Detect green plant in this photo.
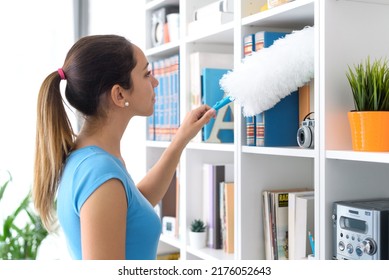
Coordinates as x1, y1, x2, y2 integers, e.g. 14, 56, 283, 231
190, 219, 206, 232
0, 172, 48, 260
346, 56, 389, 111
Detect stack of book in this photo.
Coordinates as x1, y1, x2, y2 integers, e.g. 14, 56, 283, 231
202, 163, 234, 253
262, 188, 314, 260
188, 0, 234, 36
147, 54, 180, 141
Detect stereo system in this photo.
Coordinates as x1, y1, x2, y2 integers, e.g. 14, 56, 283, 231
332, 198, 389, 260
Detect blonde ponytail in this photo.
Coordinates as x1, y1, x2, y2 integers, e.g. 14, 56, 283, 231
33, 71, 75, 231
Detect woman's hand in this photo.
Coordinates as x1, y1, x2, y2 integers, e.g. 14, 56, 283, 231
174, 105, 216, 146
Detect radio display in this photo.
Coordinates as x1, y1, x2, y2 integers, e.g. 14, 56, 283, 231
340, 216, 367, 233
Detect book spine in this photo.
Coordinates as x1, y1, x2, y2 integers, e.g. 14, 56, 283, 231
243, 34, 256, 146
149, 55, 180, 141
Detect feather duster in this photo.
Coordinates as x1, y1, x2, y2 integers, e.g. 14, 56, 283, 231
219, 26, 314, 116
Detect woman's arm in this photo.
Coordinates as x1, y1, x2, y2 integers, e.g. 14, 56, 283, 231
137, 105, 215, 206
80, 179, 127, 259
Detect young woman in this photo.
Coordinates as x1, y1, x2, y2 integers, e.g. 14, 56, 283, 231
33, 35, 215, 260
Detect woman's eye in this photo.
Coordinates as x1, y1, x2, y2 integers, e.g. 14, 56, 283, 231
146, 71, 151, 77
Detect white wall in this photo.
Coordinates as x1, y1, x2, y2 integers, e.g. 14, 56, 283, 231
0, 1, 147, 213
89, 0, 147, 184
0, 0, 74, 216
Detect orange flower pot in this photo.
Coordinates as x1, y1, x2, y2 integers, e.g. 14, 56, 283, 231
348, 111, 389, 151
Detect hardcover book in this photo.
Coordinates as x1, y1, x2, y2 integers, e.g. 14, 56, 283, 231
201, 68, 234, 143
189, 52, 233, 142
288, 190, 314, 259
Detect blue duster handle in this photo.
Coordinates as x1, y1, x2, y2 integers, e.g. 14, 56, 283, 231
212, 96, 235, 111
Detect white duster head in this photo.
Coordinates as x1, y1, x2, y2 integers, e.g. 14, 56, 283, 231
219, 26, 314, 116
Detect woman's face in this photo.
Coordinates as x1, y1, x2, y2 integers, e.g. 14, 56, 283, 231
127, 45, 158, 117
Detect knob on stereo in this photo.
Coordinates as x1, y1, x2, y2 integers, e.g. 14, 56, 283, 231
362, 238, 377, 256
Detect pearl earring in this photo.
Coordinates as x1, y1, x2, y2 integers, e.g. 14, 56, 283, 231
124, 101, 129, 107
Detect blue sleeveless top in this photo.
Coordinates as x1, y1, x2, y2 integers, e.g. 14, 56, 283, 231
57, 146, 161, 259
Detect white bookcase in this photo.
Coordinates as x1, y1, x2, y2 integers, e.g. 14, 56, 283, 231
144, 0, 389, 260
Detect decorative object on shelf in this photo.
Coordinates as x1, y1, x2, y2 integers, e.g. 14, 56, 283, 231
346, 57, 389, 151
219, 26, 314, 117
297, 112, 315, 149
189, 219, 207, 249
150, 5, 179, 47
162, 216, 176, 236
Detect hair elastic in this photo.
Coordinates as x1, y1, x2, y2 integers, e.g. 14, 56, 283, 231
58, 68, 66, 80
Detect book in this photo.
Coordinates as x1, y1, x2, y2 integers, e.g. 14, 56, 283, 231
243, 34, 256, 146
243, 33, 255, 57
294, 195, 314, 259
298, 80, 314, 124
273, 192, 289, 260
201, 68, 234, 143
255, 91, 299, 147
193, 0, 234, 21
189, 52, 233, 142
203, 164, 224, 249
157, 251, 180, 260
224, 182, 234, 253
219, 182, 226, 251
288, 190, 314, 260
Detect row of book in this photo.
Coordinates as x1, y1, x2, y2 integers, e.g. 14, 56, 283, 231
262, 188, 314, 260
147, 54, 180, 141
203, 163, 234, 253
243, 30, 312, 147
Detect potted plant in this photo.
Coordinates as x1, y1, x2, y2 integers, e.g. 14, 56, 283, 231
189, 219, 207, 249
346, 56, 389, 151
0, 171, 48, 259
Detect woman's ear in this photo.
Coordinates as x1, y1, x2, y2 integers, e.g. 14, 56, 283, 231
110, 85, 127, 108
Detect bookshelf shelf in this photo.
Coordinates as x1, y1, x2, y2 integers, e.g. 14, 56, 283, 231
159, 234, 181, 248
242, 146, 315, 158
144, 0, 389, 261
145, 0, 179, 11
326, 150, 389, 164
146, 140, 170, 149
185, 22, 234, 44
187, 142, 235, 152
186, 246, 235, 260
144, 41, 180, 58
241, 0, 314, 28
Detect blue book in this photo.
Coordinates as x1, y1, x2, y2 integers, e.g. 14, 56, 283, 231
256, 91, 299, 147
249, 31, 299, 147
201, 68, 234, 143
